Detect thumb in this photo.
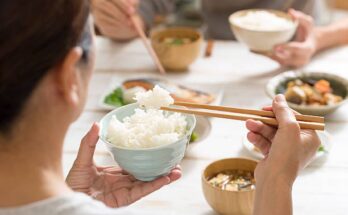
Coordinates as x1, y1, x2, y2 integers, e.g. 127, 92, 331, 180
74, 123, 100, 166
272, 95, 299, 130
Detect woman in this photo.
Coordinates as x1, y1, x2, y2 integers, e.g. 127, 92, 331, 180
0, 0, 320, 214
0, 1, 180, 214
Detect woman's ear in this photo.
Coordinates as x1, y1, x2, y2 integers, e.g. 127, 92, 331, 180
55, 47, 83, 107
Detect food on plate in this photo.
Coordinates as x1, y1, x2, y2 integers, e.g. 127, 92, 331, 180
190, 132, 199, 143
208, 170, 256, 191
123, 78, 216, 104
284, 79, 343, 106
233, 10, 295, 31
123, 86, 146, 104
104, 87, 125, 107
161, 37, 193, 45
106, 86, 189, 149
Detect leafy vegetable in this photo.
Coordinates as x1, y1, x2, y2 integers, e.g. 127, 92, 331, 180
190, 132, 199, 143
318, 144, 326, 152
104, 87, 125, 107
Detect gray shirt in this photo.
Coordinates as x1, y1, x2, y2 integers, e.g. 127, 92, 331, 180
138, 0, 315, 40
0, 192, 156, 215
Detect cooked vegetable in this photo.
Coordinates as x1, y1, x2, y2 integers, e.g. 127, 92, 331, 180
208, 170, 255, 191
318, 144, 326, 152
190, 132, 199, 143
284, 79, 343, 106
104, 87, 125, 107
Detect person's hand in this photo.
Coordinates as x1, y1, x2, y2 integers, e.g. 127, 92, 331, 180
245, 94, 320, 186
66, 123, 182, 207
269, 9, 317, 67
91, 0, 144, 40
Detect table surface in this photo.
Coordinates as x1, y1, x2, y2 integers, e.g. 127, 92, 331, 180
62, 36, 348, 215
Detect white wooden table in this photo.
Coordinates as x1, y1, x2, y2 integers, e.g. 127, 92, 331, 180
63, 36, 348, 215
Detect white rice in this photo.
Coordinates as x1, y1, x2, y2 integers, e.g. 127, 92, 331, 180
135, 85, 174, 109
233, 11, 294, 31
107, 85, 187, 149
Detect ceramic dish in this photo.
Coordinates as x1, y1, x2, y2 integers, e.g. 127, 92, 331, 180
266, 71, 348, 116
229, 9, 298, 53
99, 103, 196, 181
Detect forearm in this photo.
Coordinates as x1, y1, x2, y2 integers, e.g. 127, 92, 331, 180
314, 18, 348, 52
253, 175, 293, 215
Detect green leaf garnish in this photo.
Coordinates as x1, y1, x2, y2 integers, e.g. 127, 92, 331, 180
190, 132, 199, 143
104, 87, 125, 107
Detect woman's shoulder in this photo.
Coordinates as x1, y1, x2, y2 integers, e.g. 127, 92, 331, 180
0, 192, 117, 215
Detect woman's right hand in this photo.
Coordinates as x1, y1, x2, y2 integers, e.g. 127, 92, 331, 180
91, 0, 144, 40
246, 94, 321, 186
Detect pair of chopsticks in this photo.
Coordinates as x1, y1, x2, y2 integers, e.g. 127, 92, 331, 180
161, 102, 325, 131
130, 15, 166, 74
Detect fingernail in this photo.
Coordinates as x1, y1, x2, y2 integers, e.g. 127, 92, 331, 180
275, 94, 285, 102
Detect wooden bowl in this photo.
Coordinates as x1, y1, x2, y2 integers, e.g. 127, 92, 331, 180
150, 27, 202, 71
202, 158, 258, 215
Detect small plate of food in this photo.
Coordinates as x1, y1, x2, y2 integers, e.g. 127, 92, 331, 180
266, 71, 348, 116
242, 130, 332, 161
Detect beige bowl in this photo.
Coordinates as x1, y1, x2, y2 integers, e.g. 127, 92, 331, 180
150, 27, 202, 71
229, 9, 298, 53
202, 158, 258, 215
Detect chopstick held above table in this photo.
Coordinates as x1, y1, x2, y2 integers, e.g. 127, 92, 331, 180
161, 102, 325, 131
130, 15, 166, 74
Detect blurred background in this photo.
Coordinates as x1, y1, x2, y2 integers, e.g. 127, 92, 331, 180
155, 0, 347, 29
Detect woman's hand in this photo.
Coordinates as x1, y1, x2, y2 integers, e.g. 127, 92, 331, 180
91, 0, 144, 40
269, 9, 317, 67
246, 94, 320, 185
66, 123, 182, 207
246, 95, 321, 215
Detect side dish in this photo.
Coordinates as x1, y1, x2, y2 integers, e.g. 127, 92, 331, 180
285, 79, 343, 106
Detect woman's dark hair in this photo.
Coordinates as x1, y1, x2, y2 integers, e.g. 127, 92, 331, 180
0, 0, 90, 133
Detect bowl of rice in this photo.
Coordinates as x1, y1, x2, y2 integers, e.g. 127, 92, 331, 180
229, 9, 298, 53
99, 86, 196, 181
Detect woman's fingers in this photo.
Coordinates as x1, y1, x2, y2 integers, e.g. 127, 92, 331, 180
130, 176, 171, 201
74, 123, 100, 167
246, 119, 276, 141
247, 132, 271, 156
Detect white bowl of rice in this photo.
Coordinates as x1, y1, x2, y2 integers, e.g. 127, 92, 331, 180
99, 86, 196, 181
229, 9, 298, 52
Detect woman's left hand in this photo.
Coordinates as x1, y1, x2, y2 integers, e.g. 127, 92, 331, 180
269, 9, 317, 67
66, 123, 182, 208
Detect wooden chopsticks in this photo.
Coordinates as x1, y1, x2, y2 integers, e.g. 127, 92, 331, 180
130, 15, 166, 74
160, 101, 325, 131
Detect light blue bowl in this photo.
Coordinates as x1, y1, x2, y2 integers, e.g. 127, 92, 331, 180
99, 103, 196, 181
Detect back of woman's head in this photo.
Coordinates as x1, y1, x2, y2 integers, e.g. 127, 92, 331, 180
0, 0, 89, 133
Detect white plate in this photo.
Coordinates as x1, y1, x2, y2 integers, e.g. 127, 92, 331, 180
242, 131, 332, 161
98, 79, 224, 111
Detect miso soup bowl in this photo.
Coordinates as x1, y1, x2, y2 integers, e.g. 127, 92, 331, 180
202, 158, 258, 215
99, 103, 196, 181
